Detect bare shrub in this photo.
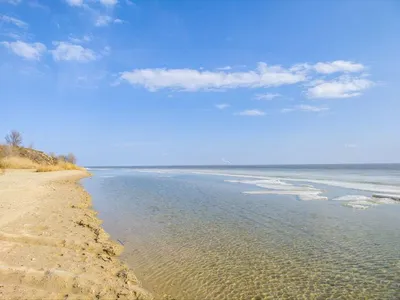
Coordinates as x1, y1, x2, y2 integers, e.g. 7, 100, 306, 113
57, 153, 77, 164
5, 130, 23, 147
57, 155, 65, 162
66, 153, 77, 164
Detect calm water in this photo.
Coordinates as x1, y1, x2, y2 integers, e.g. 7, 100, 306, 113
82, 165, 400, 299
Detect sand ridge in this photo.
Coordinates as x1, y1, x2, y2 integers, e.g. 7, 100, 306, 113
0, 170, 152, 299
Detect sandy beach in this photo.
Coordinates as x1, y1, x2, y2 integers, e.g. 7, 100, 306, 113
0, 170, 151, 300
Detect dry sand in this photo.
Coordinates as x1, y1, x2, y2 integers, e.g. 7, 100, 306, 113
0, 170, 152, 300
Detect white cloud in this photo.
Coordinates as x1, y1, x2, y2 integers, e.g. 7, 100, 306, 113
0, 15, 28, 28
1, 40, 46, 60
101, 45, 111, 55
0, 0, 21, 4
65, 0, 84, 6
254, 93, 281, 100
28, 1, 50, 10
2, 32, 22, 39
51, 42, 97, 62
100, 0, 118, 5
95, 15, 114, 26
215, 103, 230, 110
68, 35, 91, 44
307, 75, 374, 99
236, 109, 265, 116
314, 60, 365, 74
113, 18, 125, 24
216, 66, 232, 71
282, 105, 329, 113
119, 62, 307, 91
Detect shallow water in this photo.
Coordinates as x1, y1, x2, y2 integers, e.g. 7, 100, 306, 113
83, 166, 400, 299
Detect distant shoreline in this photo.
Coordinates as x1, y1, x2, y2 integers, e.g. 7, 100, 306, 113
0, 170, 151, 300
86, 163, 400, 170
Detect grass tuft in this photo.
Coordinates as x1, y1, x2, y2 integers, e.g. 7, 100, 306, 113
36, 161, 85, 172
0, 156, 39, 169
0, 155, 84, 173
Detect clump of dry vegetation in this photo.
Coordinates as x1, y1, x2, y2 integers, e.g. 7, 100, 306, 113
36, 161, 84, 172
0, 130, 84, 173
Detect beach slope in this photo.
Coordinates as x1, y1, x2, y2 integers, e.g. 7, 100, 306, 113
0, 170, 151, 300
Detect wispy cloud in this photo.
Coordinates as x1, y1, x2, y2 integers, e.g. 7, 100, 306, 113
254, 93, 281, 100
216, 66, 232, 71
1, 32, 22, 39
1, 40, 46, 60
215, 103, 230, 110
0, 15, 28, 28
95, 15, 123, 26
100, 0, 118, 6
281, 104, 329, 113
0, 0, 21, 4
313, 60, 365, 74
28, 1, 51, 11
307, 75, 374, 99
65, 0, 118, 8
113, 18, 126, 24
101, 45, 111, 56
119, 62, 307, 91
95, 15, 112, 26
236, 109, 265, 116
51, 42, 97, 62
65, 0, 84, 7
68, 35, 91, 44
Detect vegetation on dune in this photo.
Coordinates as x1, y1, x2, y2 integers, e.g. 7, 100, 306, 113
0, 130, 84, 173
5, 130, 23, 147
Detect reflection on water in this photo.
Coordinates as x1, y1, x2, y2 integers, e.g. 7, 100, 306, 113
83, 169, 400, 299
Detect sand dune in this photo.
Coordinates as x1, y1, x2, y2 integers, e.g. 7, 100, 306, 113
0, 170, 151, 300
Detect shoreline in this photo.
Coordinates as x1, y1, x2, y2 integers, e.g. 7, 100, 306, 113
0, 170, 151, 299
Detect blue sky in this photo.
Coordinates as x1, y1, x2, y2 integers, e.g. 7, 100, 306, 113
1, 0, 399, 166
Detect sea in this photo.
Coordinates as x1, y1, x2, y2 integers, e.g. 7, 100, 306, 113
82, 164, 400, 299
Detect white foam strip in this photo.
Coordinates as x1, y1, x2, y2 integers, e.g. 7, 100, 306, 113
189, 170, 400, 195
333, 195, 370, 201
243, 190, 328, 201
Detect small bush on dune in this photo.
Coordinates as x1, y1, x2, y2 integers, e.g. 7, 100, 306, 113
58, 161, 83, 170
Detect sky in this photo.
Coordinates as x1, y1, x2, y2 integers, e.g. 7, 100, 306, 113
1, 0, 400, 166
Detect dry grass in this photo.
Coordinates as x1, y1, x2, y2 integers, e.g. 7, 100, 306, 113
0, 156, 84, 173
36, 162, 84, 172
0, 156, 39, 169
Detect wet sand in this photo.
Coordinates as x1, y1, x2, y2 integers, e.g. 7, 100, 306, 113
0, 170, 151, 300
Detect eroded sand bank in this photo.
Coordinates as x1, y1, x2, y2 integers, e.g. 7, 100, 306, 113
0, 170, 151, 300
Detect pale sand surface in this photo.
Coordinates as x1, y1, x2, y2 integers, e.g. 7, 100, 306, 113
0, 170, 151, 300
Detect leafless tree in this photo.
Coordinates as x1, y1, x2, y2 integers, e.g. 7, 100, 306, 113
5, 130, 23, 147
57, 155, 68, 162
67, 153, 77, 164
